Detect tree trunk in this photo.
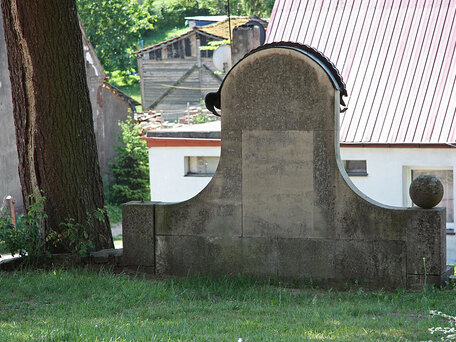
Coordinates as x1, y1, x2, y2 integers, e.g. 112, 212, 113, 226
1, 0, 113, 252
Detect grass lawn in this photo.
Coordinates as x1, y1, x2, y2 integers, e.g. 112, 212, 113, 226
141, 27, 189, 49
0, 269, 455, 341
117, 84, 141, 106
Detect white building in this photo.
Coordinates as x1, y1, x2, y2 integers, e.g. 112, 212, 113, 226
143, 121, 221, 203
340, 146, 455, 230
144, 121, 455, 230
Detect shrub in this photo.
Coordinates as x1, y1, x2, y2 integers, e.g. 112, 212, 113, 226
0, 194, 106, 259
0, 194, 47, 259
109, 117, 150, 205
46, 210, 105, 257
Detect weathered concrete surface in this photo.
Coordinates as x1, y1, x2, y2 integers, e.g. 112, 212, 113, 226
409, 174, 444, 209
0, 13, 22, 210
122, 202, 155, 269
123, 45, 450, 288
82, 28, 132, 180
231, 25, 261, 65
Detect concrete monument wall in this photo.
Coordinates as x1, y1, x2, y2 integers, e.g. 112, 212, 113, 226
0, 13, 22, 210
123, 43, 451, 288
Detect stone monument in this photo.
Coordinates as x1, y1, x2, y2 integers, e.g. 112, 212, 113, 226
123, 42, 452, 288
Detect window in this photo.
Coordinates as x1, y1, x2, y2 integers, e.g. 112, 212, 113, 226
172, 42, 180, 58
199, 36, 215, 58
185, 38, 192, 57
410, 169, 454, 229
343, 160, 368, 176
184, 156, 219, 177
149, 49, 162, 60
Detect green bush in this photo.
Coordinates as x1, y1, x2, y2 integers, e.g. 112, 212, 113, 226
46, 211, 104, 257
109, 117, 150, 205
106, 204, 122, 224
0, 195, 47, 259
77, 0, 155, 73
0, 194, 103, 259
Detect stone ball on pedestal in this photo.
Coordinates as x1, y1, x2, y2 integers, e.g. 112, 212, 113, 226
409, 175, 444, 209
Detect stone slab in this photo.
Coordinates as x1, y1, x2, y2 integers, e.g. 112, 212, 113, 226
155, 235, 278, 277
242, 130, 314, 238
122, 202, 155, 267
406, 208, 446, 275
334, 239, 406, 288
154, 201, 242, 237
406, 265, 453, 290
276, 238, 335, 280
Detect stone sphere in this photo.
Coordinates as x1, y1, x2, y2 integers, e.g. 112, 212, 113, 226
409, 175, 444, 209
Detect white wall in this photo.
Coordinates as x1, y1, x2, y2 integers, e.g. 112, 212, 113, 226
340, 147, 456, 226
149, 145, 456, 222
149, 146, 220, 202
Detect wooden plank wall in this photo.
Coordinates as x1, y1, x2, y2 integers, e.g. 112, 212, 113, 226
141, 59, 196, 109
141, 58, 224, 113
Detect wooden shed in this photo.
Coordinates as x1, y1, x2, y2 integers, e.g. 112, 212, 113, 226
135, 17, 267, 113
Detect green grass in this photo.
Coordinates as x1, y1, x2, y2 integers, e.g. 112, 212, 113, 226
118, 84, 141, 107
141, 27, 189, 48
106, 71, 142, 107
0, 269, 455, 341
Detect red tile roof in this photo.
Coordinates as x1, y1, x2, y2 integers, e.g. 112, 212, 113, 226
266, 0, 456, 144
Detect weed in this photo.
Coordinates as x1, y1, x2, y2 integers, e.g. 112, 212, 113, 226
0, 194, 47, 260
429, 310, 456, 341
0, 195, 107, 259
47, 209, 106, 257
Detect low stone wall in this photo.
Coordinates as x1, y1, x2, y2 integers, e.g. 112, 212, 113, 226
123, 43, 451, 288
123, 202, 449, 288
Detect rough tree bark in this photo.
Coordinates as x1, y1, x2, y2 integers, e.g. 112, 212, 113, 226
1, 0, 113, 252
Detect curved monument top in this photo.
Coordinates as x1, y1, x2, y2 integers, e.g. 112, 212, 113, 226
205, 42, 347, 116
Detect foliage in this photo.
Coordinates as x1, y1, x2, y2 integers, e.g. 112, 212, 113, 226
193, 0, 273, 16
113, 234, 123, 242
0, 194, 109, 258
199, 39, 230, 51
0, 194, 47, 259
1, 271, 456, 340
106, 203, 122, 224
106, 70, 142, 105
195, 0, 244, 15
193, 112, 212, 123
108, 70, 140, 88
241, 0, 275, 17
77, 0, 155, 72
46, 209, 106, 257
109, 117, 150, 205
146, 0, 210, 32
141, 26, 189, 47
193, 99, 213, 123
